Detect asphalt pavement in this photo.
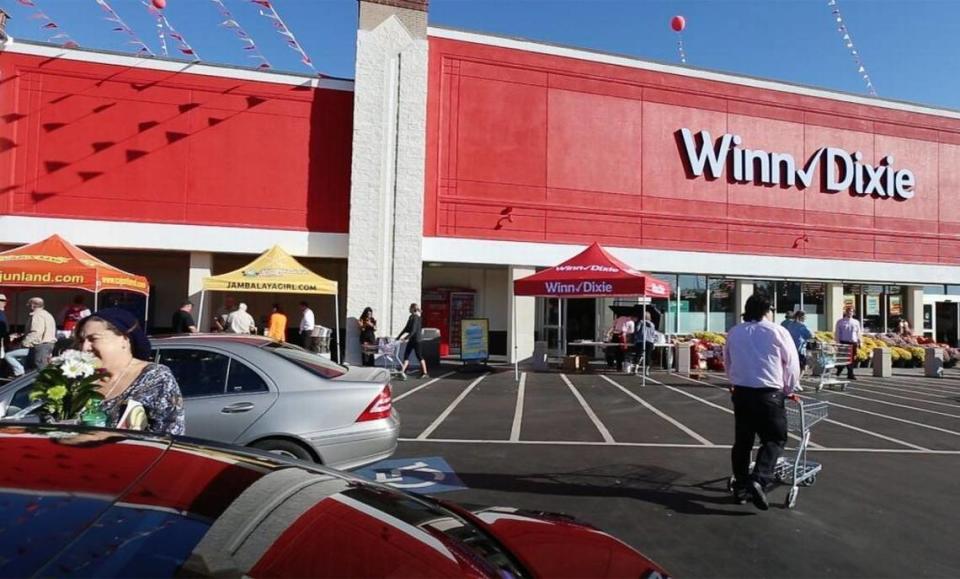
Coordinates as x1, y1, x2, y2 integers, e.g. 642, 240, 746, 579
375, 364, 960, 578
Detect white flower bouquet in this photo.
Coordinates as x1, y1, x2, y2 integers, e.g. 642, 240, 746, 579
28, 350, 106, 422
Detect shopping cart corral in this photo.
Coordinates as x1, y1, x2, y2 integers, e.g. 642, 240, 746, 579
728, 397, 828, 509
807, 341, 854, 392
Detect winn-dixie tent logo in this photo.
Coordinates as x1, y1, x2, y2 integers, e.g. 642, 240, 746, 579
679, 128, 915, 200
545, 281, 614, 294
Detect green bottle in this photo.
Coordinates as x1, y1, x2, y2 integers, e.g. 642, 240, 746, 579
81, 399, 107, 428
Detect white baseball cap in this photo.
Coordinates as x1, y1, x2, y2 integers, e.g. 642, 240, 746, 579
0, 293, 6, 301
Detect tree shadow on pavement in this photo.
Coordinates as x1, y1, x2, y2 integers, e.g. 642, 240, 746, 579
455, 464, 754, 517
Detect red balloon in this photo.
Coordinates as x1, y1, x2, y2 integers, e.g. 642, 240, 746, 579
152, 0, 166, 9
671, 15, 686, 32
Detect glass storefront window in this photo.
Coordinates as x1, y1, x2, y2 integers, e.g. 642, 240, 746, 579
678, 275, 706, 333
886, 286, 906, 332
925, 285, 946, 295
775, 281, 801, 324
948, 286, 960, 295
802, 282, 826, 331
708, 278, 736, 331
752, 280, 775, 300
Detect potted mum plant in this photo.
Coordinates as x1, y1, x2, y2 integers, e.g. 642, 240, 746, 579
28, 350, 105, 424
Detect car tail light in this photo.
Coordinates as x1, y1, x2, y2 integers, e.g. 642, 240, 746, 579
356, 384, 392, 422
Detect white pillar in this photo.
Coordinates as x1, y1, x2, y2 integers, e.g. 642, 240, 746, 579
345, 0, 429, 365
735, 281, 753, 321
188, 252, 213, 332
826, 282, 844, 332
508, 266, 535, 364
908, 286, 923, 335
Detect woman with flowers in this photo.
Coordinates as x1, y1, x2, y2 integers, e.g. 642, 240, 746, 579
74, 308, 184, 435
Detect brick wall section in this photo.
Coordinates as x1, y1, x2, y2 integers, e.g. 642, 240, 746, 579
346, 1, 429, 363
364, 0, 428, 11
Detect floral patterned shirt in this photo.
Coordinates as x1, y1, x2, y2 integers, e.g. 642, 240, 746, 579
102, 363, 185, 435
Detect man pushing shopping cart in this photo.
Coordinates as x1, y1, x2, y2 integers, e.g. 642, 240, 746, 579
725, 293, 813, 511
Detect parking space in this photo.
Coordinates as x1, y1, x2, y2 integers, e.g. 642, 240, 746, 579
382, 365, 960, 577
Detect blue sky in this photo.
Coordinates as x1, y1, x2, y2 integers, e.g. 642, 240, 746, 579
3, 0, 957, 110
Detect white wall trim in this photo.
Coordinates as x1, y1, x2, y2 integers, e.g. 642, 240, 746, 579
422, 237, 960, 285
2, 39, 354, 92
428, 26, 960, 123
0, 216, 348, 258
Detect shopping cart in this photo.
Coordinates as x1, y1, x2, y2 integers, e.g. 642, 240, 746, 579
367, 338, 406, 381
727, 397, 828, 509
807, 341, 855, 392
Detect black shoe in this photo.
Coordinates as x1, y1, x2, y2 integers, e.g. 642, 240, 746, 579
848, 375, 857, 381
732, 486, 749, 505
748, 481, 769, 511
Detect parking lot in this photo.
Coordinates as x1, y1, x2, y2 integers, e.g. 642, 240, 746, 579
382, 366, 960, 578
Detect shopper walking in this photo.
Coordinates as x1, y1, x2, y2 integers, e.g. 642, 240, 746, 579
358, 307, 377, 366
298, 301, 316, 350
724, 293, 800, 511
397, 303, 428, 380
225, 303, 257, 334
783, 310, 813, 378
171, 301, 198, 334
266, 304, 287, 342
834, 307, 861, 381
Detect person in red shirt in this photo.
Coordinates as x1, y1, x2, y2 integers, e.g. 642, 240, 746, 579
60, 295, 92, 338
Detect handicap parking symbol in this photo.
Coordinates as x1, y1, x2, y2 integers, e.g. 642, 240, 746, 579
355, 456, 466, 495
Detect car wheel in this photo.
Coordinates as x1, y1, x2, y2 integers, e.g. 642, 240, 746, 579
251, 439, 315, 462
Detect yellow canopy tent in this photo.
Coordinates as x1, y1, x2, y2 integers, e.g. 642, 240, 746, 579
198, 245, 340, 361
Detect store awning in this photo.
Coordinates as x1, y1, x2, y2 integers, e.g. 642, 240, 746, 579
201, 245, 338, 295
0, 234, 149, 295
513, 242, 671, 298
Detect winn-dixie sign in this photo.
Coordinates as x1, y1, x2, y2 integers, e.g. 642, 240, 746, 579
679, 128, 915, 200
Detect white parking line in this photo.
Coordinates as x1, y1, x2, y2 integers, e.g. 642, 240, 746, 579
831, 391, 960, 419
416, 373, 489, 440
394, 371, 457, 402
809, 398, 960, 438
509, 372, 526, 442
888, 374, 960, 390
856, 377, 960, 398
849, 381, 960, 405
560, 374, 615, 444
690, 374, 931, 450
396, 438, 960, 454
599, 375, 714, 446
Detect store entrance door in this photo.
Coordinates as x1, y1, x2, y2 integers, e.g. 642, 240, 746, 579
541, 298, 563, 357
565, 298, 596, 356
936, 302, 958, 346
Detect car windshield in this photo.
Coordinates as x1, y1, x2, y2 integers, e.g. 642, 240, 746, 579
264, 343, 348, 379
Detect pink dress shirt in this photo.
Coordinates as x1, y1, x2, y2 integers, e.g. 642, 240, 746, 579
724, 320, 800, 394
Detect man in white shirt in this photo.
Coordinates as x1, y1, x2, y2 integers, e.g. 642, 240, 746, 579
724, 293, 800, 511
834, 307, 862, 381
225, 303, 256, 334
298, 301, 316, 350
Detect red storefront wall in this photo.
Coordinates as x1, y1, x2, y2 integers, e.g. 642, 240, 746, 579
424, 36, 960, 266
0, 51, 353, 233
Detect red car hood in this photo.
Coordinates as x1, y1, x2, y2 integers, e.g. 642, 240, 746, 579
451, 505, 669, 578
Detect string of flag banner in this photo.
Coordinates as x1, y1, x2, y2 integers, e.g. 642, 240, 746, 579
15, 0, 78, 48
210, 0, 272, 69
142, 0, 199, 59
827, 0, 877, 96
249, 0, 316, 73
94, 0, 154, 56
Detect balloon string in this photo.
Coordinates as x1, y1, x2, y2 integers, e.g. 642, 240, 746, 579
827, 0, 876, 96
676, 33, 687, 64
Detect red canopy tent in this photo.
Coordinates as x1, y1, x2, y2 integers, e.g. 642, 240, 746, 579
512, 243, 671, 381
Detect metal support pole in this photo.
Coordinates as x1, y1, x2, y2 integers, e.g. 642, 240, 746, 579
94, 291, 99, 312
196, 290, 205, 330
513, 294, 519, 381
334, 292, 341, 363
642, 301, 648, 388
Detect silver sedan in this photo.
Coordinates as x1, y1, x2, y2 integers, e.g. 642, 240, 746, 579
0, 335, 399, 470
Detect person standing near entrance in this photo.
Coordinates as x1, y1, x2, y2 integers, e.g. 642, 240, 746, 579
267, 304, 287, 342
783, 310, 813, 382
397, 303, 428, 380
225, 303, 256, 334
610, 314, 635, 372
171, 301, 198, 334
358, 307, 377, 366
5, 297, 58, 376
633, 311, 657, 375
0, 294, 8, 362
835, 307, 861, 381
298, 301, 316, 350
725, 293, 800, 511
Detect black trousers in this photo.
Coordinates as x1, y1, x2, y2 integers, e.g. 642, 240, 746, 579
731, 386, 788, 489
634, 341, 655, 366
611, 333, 625, 370
836, 340, 857, 378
